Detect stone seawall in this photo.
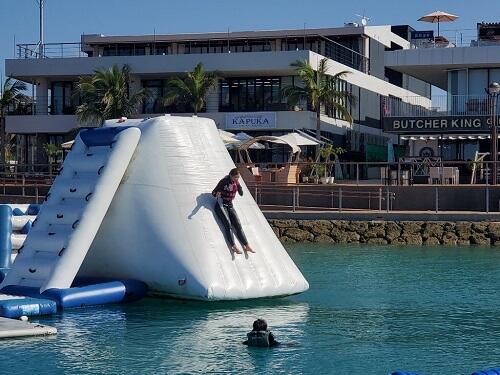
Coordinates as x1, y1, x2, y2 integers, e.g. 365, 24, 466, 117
268, 220, 500, 246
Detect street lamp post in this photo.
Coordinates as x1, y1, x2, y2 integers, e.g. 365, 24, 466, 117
486, 82, 500, 184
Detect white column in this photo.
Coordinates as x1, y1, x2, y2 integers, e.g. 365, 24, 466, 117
35, 78, 48, 115
206, 78, 220, 114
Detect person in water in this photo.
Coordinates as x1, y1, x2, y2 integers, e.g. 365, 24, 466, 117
212, 168, 255, 254
243, 319, 279, 347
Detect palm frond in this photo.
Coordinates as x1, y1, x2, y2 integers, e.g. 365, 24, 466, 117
74, 64, 149, 125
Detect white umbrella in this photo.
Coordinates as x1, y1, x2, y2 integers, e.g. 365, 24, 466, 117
218, 129, 239, 144
418, 10, 459, 36
278, 133, 319, 146
61, 140, 74, 149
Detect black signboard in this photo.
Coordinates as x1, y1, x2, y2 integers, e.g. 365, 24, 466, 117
411, 30, 434, 39
383, 116, 492, 134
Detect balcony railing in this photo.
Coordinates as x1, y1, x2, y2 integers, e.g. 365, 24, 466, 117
17, 43, 87, 59
410, 28, 500, 49
15, 36, 369, 73
382, 95, 499, 118
5, 96, 77, 116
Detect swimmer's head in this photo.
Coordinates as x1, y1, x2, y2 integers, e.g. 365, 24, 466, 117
253, 319, 267, 331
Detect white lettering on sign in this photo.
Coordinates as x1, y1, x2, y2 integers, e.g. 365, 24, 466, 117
225, 112, 277, 129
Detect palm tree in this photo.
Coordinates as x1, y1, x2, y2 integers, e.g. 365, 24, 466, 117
163, 62, 218, 115
74, 64, 149, 125
282, 58, 353, 143
0, 78, 28, 163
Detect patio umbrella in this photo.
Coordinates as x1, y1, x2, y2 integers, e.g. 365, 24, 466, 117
218, 129, 239, 144
278, 133, 320, 147
418, 10, 459, 36
61, 140, 74, 149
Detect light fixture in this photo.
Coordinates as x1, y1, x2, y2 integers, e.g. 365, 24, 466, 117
488, 82, 500, 95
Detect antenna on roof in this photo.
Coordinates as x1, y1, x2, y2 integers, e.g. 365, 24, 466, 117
37, 0, 45, 58
355, 13, 371, 26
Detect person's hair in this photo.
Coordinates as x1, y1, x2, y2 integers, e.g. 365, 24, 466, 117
252, 319, 267, 331
229, 168, 240, 177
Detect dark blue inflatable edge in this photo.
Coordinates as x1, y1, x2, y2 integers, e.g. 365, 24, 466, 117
1, 279, 147, 309
0, 297, 57, 318
0, 205, 12, 283
391, 372, 422, 375
26, 204, 40, 216
80, 126, 133, 147
472, 369, 500, 375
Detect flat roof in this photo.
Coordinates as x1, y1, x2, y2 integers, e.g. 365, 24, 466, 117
82, 26, 368, 44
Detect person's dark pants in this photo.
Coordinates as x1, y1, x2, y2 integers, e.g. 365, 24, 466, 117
214, 201, 248, 247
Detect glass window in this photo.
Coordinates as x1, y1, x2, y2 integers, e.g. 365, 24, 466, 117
220, 81, 230, 110
448, 70, 467, 95
219, 76, 289, 112
142, 80, 164, 114
255, 78, 263, 110
117, 46, 132, 56
490, 68, 500, 86
51, 81, 76, 115
469, 69, 488, 96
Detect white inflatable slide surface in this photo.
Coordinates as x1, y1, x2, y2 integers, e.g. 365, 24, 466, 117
0, 127, 141, 292
79, 115, 309, 300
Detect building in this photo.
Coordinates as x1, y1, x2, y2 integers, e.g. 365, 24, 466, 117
5, 24, 431, 166
383, 22, 500, 163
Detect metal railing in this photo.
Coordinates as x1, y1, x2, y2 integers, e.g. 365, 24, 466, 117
410, 28, 500, 49
14, 35, 370, 73
5, 96, 78, 116
382, 95, 499, 117
247, 183, 395, 212
17, 43, 87, 59
237, 160, 500, 186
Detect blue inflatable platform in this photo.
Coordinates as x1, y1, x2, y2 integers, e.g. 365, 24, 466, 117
0, 296, 57, 318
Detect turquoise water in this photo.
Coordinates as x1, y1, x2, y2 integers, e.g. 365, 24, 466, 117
2, 245, 500, 374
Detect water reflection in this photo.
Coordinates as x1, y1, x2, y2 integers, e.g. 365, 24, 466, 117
6, 245, 500, 374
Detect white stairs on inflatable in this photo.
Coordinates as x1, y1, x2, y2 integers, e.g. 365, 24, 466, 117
0, 127, 141, 292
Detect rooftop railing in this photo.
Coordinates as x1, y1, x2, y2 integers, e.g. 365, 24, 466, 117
17, 43, 87, 59
14, 35, 369, 73
382, 95, 499, 118
410, 28, 500, 49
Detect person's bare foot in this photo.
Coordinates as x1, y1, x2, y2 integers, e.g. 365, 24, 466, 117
243, 245, 255, 253
231, 246, 243, 254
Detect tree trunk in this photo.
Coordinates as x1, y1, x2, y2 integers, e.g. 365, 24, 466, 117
315, 106, 321, 157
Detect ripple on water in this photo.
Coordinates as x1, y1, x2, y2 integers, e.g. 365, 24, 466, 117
2, 245, 500, 374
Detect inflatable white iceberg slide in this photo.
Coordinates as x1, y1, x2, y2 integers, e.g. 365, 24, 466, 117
1, 116, 309, 300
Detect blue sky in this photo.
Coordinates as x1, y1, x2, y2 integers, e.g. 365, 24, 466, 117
0, 0, 498, 82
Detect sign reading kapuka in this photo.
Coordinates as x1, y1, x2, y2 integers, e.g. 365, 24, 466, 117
383, 116, 492, 134
225, 112, 277, 129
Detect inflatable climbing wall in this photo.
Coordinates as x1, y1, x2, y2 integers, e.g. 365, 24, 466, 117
2, 116, 309, 300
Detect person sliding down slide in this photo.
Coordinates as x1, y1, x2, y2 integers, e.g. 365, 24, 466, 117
212, 168, 255, 254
